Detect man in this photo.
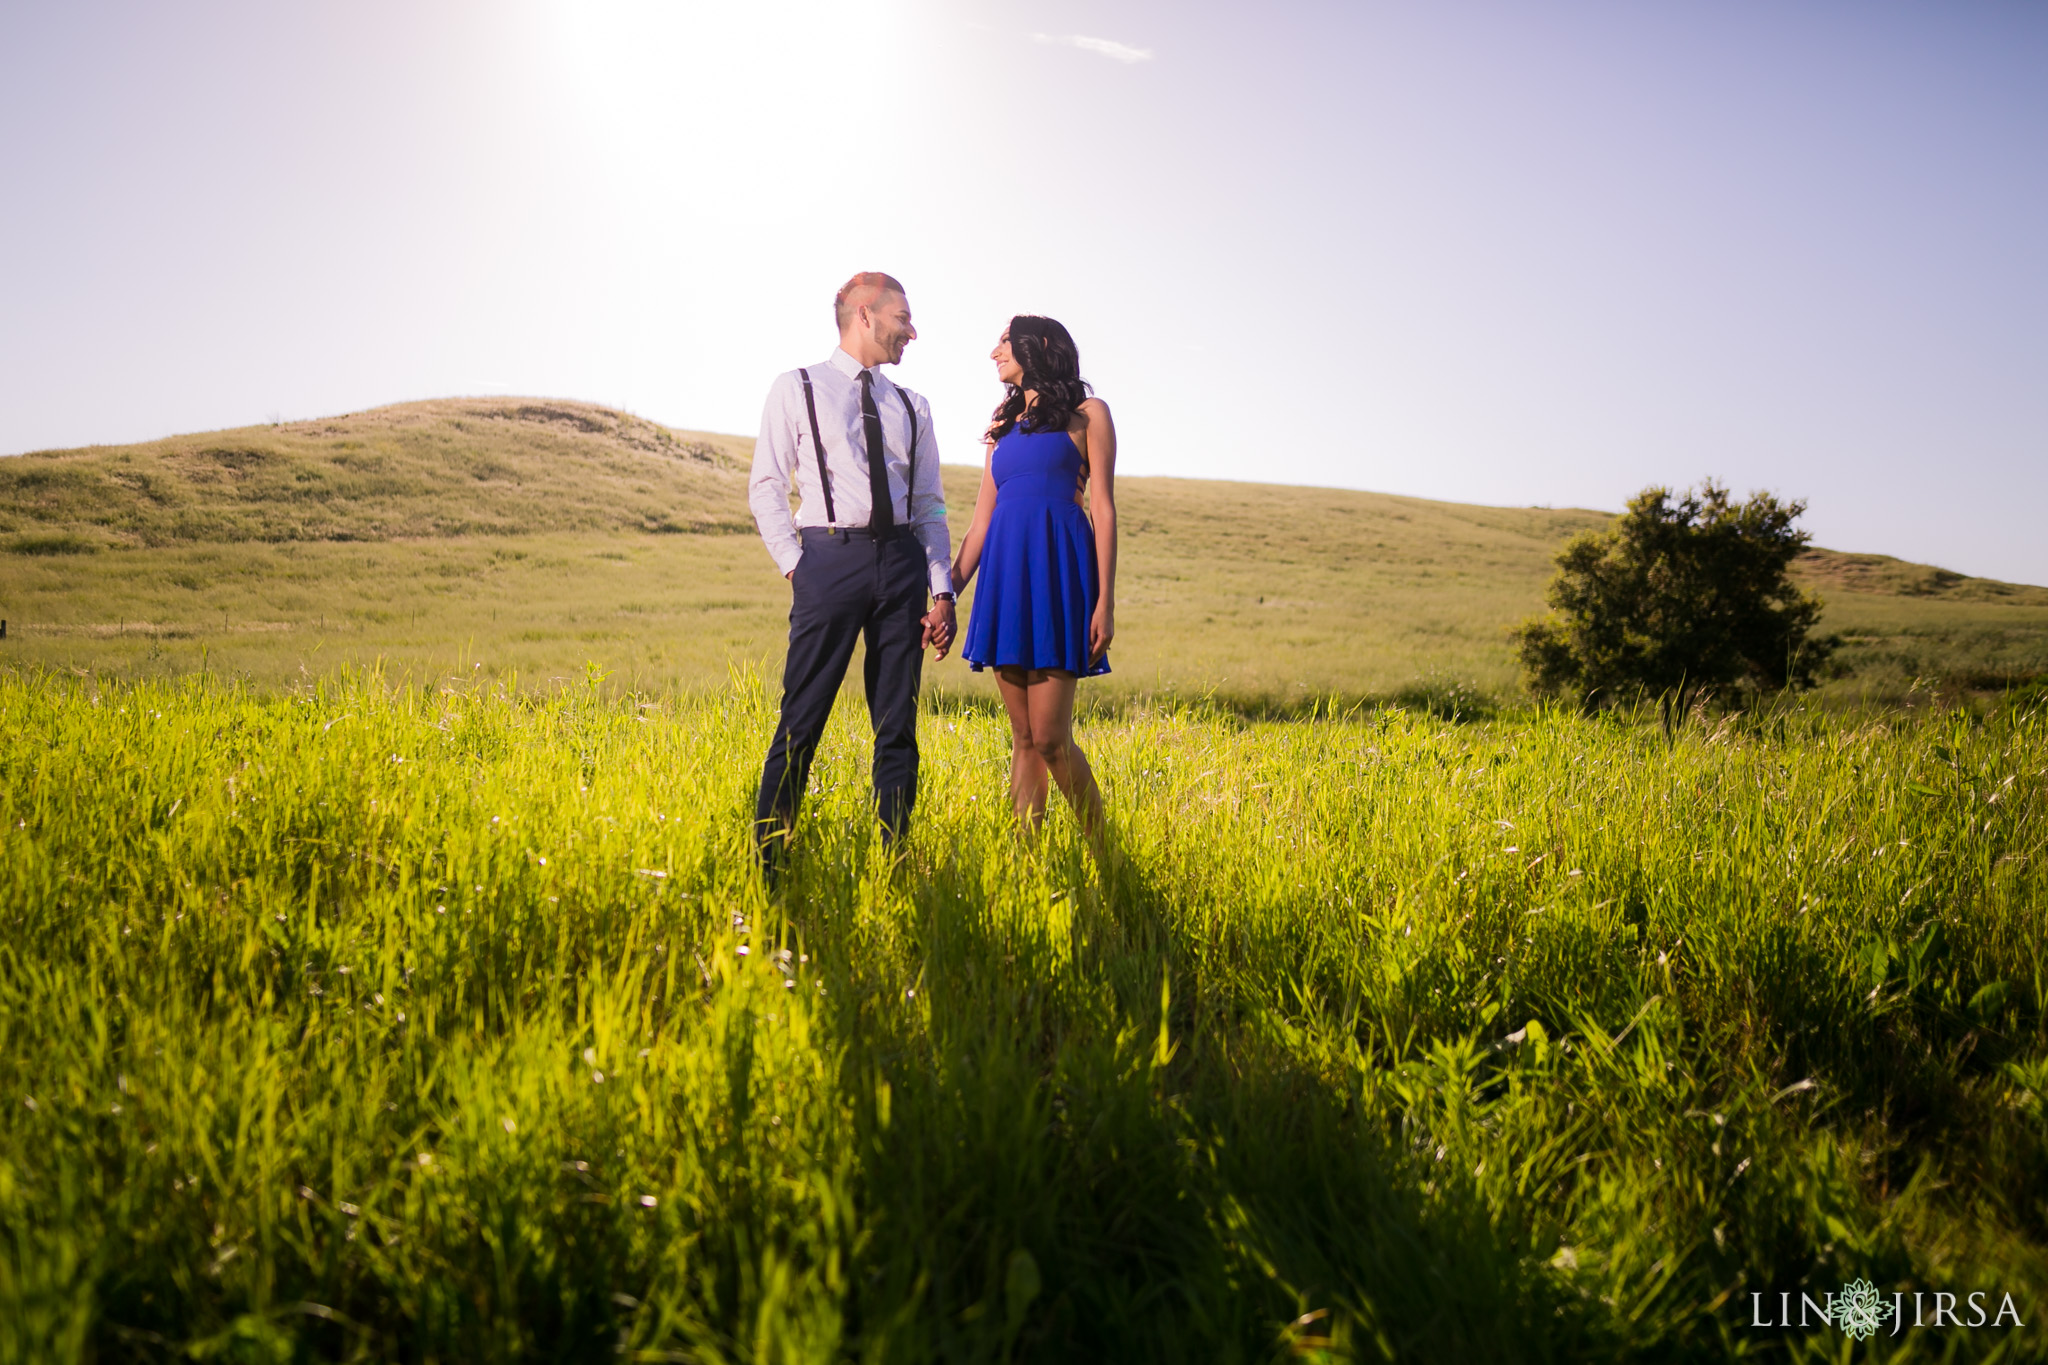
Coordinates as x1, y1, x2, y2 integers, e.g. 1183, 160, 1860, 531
748, 272, 956, 874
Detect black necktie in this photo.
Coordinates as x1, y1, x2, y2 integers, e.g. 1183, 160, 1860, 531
859, 370, 895, 534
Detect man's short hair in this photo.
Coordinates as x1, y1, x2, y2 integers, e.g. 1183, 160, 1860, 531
835, 272, 906, 331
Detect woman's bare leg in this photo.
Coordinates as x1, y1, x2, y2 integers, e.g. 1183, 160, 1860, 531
994, 667, 1050, 825
1025, 672, 1104, 837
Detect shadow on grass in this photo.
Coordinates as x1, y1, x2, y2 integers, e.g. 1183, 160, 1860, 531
807, 829, 1597, 1362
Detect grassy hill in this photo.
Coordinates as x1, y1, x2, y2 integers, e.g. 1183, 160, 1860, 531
0, 399, 754, 547
4, 398, 2044, 703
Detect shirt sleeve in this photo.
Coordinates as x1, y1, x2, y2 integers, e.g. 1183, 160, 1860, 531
906, 392, 954, 596
747, 373, 803, 578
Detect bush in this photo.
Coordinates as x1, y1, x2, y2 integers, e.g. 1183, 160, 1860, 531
1512, 480, 1835, 708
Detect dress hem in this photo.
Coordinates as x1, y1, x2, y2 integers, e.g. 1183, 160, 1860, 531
963, 656, 1112, 679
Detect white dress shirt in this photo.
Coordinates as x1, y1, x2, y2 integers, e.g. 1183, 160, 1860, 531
748, 348, 954, 596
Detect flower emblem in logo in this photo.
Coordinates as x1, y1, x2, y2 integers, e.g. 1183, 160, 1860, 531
1833, 1279, 1893, 1341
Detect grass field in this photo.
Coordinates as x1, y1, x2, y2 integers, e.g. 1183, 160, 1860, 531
4, 399, 2047, 1359
5, 399, 2046, 705
1, 672, 2044, 1360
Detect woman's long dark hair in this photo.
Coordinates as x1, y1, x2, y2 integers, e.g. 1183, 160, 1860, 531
987, 315, 1092, 441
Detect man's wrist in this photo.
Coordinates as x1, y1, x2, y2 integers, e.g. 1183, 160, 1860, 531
932, 592, 956, 603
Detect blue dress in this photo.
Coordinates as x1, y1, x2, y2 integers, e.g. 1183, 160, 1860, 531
962, 425, 1111, 677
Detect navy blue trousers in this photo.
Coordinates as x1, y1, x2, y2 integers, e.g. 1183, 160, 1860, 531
755, 527, 927, 858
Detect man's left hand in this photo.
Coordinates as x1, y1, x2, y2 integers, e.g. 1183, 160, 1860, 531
922, 598, 957, 660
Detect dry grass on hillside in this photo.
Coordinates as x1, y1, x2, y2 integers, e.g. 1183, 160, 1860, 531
1797, 547, 2048, 605
4, 398, 2045, 703
0, 398, 752, 548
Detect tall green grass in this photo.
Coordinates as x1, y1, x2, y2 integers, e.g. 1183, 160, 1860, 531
0, 671, 2043, 1361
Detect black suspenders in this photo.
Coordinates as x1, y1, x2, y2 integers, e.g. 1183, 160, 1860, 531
796, 367, 918, 529
901, 388, 918, 524
796, 368, 837, 525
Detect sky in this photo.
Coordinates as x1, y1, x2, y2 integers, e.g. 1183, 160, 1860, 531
3, 0, 2044, 583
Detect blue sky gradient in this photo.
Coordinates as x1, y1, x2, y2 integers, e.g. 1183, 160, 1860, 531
3, 0, 2043, 582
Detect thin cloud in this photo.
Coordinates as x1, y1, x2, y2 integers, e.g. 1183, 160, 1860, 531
1031, 32, 1154, 64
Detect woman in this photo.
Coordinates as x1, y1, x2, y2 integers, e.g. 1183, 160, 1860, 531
953, 315, 1118, 834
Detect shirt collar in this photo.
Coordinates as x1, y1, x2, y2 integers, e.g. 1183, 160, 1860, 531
826, 347, 893, 389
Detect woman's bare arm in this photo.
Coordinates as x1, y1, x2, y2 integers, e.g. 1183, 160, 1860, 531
1081, 398, 1117, 662
950, 440, 1001, 589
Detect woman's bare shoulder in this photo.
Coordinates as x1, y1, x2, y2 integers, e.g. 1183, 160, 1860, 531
1070, 397, 1112, 436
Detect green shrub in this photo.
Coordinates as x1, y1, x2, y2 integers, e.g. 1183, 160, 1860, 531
1512, 480, 1837, 708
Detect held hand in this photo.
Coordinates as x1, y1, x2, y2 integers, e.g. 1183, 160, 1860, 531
923, 599, 958, 661
1089, 604, 1115, 665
